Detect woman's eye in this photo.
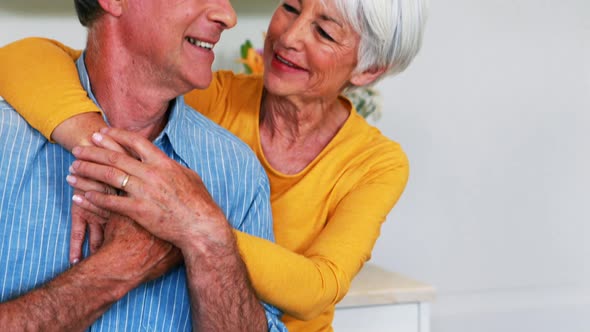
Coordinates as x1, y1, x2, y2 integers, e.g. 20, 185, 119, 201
317, 27, 335, 42
282, 3, 299, 14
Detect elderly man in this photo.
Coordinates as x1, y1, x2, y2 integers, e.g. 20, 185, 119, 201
0, 0, 285, 331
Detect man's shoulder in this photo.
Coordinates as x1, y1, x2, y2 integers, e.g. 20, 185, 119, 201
1, 99, 21, 121
174, 103, 272, 233
1, 98, 10, 109
0, 100, 46, 144
0, 100, 56, 191
179, 103, 257, 157
173, 103, 267, 187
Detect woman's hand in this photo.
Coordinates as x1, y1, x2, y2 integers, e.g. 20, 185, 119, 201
68, 128, 233, 251
46, 112, 113, 264
53, 112, 106, 152
66, 129, 130, 264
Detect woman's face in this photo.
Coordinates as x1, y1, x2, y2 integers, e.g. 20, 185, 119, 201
263, 0, 362, 100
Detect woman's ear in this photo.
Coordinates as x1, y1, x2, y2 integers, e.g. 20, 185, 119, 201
350, 67, 386, 87
98, 0, 125, 17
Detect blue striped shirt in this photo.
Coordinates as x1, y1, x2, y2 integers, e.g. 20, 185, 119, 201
0, 55, 286, 331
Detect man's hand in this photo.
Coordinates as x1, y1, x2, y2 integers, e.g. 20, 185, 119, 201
100, 213, 183, 285
0, 212, 181, 332
68, 128, 233, 251
67, 127, 269, 331
69, 189, 110, 264
66, 128, 136, 264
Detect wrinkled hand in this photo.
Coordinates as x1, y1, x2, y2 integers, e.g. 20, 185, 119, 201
68, 128, 232, 251
69, 189, 107, 264
101, 212, 182, 283
67, 132, 130, 264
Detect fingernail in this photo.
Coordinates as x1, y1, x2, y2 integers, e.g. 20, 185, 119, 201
92, 132, 103, 143
66, 175, 76, 184
72, 146, 81, 156
69, 161, 79, 173
72, 195, 83, 204
72, 258, 80, 265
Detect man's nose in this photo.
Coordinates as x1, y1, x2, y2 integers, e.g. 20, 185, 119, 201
208, 0, 237, 30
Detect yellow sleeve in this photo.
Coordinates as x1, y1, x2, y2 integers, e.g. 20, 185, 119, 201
0, 37, 100, 140
236, 156, 409, 320
182, 70, 229, 120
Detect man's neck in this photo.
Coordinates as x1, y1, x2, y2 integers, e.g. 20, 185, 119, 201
83, 37, 176, 141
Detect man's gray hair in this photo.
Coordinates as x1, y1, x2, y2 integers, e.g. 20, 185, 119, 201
331, 0, 429, 86
74, 0, 105, 27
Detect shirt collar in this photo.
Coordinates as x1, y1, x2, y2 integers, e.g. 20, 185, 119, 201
75, 52, 188, 159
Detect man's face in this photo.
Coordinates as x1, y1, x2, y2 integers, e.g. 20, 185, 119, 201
120, 0, 236, 93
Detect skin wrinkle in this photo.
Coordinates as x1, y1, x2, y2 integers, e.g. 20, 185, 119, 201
182, 220, 263, 331
69, 124, 268, 329
258, 0, 366, 174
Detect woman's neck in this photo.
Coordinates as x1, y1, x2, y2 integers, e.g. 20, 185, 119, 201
259, 91, 350, 174
260, 92, 349, 145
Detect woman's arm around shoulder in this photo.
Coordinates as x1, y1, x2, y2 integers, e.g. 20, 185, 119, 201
235, 145, 410, 319
0, 37, 104, 149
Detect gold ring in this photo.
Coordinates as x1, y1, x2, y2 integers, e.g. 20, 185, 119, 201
120, 174, 130, 189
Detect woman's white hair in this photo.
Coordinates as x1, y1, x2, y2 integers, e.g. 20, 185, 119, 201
329, 0, 429, 86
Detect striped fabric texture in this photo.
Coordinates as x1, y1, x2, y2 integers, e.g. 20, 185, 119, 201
0, 56, 285, 331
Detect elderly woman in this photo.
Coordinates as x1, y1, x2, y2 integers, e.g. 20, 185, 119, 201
0, 0, 428, 330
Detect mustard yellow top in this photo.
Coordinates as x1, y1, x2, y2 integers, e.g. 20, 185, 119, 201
0, 38, 410, 332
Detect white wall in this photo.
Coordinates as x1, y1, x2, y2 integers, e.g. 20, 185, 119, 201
2, 1, 589, 331
370, 0, 590, 331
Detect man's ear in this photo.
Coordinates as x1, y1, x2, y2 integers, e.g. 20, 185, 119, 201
98, 0, 125, 17
350, 67, 387, 87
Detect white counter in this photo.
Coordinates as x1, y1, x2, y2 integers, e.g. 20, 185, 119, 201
333, 264, 435, 332
337, 264, 435, 308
